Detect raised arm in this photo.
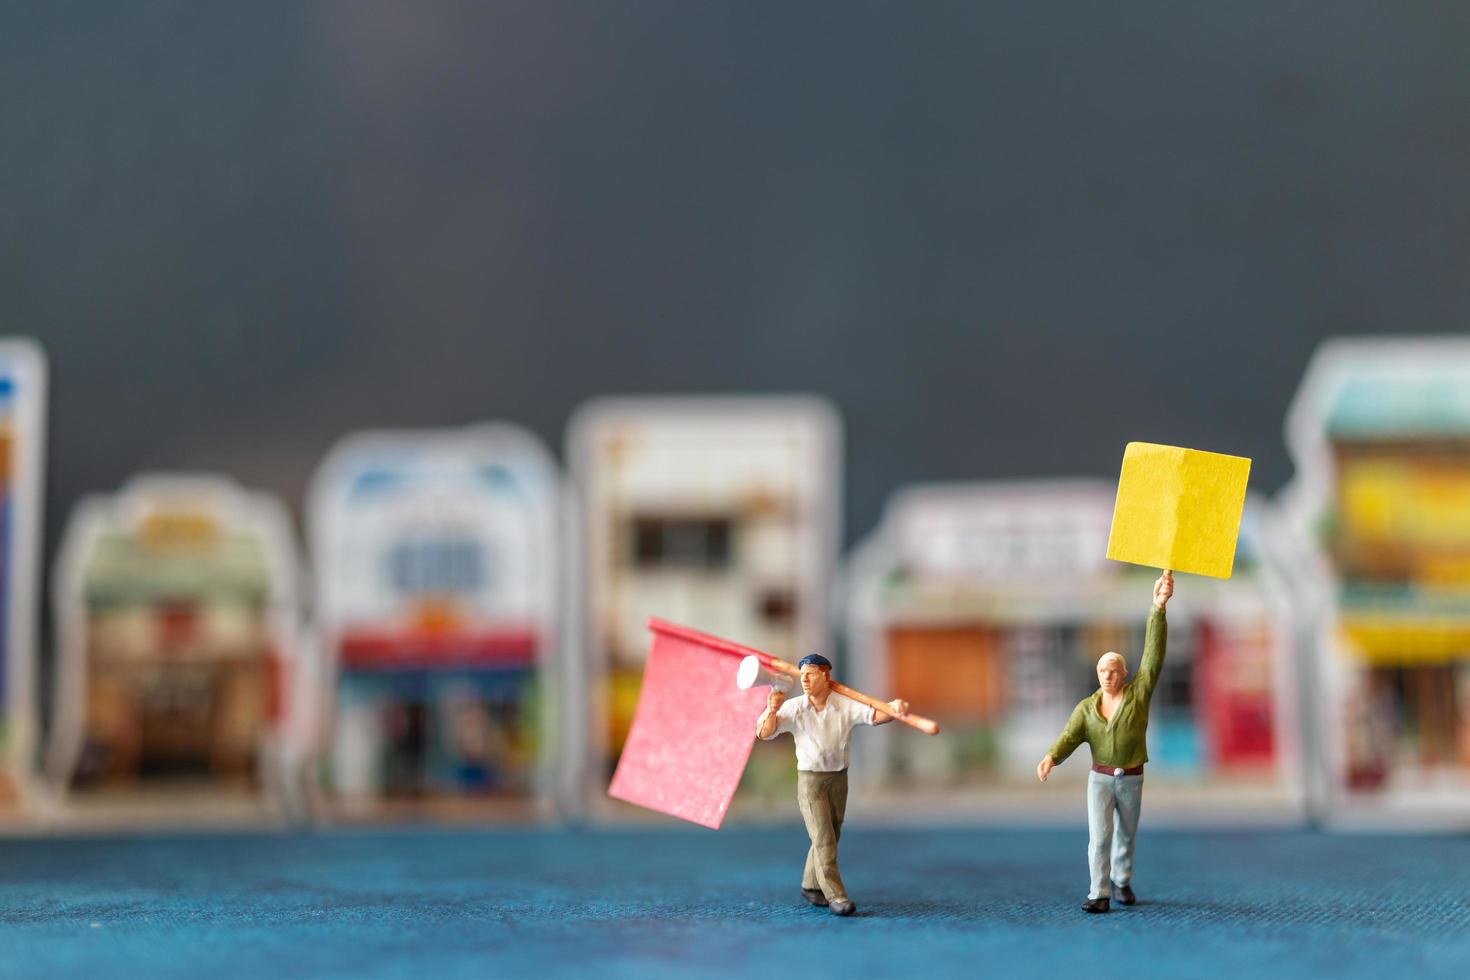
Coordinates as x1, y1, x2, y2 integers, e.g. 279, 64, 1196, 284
1131, 571, 1173, 705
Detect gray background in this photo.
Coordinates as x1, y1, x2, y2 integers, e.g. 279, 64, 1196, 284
4, 2, 1468, 560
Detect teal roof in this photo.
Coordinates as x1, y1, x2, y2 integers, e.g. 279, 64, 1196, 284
1328, 375, 1470, 438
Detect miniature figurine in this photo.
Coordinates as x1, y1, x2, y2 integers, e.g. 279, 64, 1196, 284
1036, 570, 1174, 913
756, 653, 908, 917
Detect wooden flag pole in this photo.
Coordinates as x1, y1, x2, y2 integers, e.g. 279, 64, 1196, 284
767, 653, 941, 736
649, 618, 941, 736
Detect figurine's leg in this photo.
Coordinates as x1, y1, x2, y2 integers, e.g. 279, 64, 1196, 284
797, 771, 831, 893
797, 772, 821, 891
1086, 771, 1115, 900
830, 767, 847, 848
797, 771, 848, 902
825, 770, 850, 900
1110, 774, 1144, 890
802, 842, 819, 892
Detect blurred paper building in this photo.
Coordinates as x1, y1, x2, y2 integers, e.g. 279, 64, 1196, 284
845, 480, 1300, 815
47, 476, 302, 815
0, 341, 46, 812
1283, 338, 1470, 824
308, 426, 559, 818
567, 397, 841, 816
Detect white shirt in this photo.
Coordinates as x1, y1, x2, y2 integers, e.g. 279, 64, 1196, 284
763, 692, 876, 772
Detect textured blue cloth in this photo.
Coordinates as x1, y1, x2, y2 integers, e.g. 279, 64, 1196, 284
1, 826, 1468, 979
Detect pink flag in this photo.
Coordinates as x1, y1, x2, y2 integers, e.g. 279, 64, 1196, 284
608, 619, 771, 829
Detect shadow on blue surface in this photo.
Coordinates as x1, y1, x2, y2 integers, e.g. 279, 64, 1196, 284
1, 826, 1468, 979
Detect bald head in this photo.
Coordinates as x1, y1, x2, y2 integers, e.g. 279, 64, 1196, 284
1096, 651, 1128, 694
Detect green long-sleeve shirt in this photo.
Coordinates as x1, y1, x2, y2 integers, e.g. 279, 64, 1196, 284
1047, 606, 1167, 770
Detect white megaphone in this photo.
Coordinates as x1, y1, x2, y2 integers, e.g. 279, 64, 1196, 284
736, 655, 795, 695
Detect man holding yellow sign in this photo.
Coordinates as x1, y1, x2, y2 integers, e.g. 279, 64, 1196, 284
1037, 443, 1250, 914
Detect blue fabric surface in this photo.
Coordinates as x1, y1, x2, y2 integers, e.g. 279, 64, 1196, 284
1, 826, 1468, 979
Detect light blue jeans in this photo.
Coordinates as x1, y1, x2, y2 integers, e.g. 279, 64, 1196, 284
1086, 771, 1143, 900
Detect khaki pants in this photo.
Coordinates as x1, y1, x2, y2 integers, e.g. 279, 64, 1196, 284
797, 769, 849, 902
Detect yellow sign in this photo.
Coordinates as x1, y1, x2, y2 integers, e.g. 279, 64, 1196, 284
1106, 442, 1251, 578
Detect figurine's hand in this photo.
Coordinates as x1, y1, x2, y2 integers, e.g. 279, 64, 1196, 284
1153, 570, 1174, 609
767, 689, 787, 712
1036, 755, 1055, 783
887, 699, 909, 717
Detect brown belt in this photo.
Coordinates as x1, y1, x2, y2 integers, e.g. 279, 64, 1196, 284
1091, 764, 1144, 776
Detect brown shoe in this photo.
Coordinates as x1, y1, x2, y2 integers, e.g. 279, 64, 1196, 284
829, 898, 856, 916
801, 887, 828, 907
1082, 898, 1110, 914
1115, 884, 1136, 906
